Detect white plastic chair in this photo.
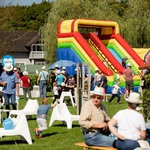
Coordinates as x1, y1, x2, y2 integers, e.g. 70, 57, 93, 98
10, 99, 39, 116
59, 91, 75, 107
0, 113, 32, 144
49, 103, 80, 129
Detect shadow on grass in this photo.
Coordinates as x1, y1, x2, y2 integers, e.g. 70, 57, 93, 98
0, 139, 35, 145
42, 132, 58, 138
51, 124, 80, 128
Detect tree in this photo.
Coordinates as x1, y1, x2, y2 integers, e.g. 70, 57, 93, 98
0, 1, 52, 31
41, 0, 150, 63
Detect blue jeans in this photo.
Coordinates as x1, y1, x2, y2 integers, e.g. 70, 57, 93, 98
3, 92, 16, 117
84, 132, 115, 147
113, 139, 140, 150
39, 80, 47, 98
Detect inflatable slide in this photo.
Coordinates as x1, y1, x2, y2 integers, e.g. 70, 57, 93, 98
57, 19, 145, 93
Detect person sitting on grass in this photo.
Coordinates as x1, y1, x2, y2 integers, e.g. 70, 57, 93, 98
109, 80, 124, 104
35, 98, 56, 138
108, 92, 146, 150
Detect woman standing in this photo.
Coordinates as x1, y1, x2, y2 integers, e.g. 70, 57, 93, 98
21, 71, 31, 100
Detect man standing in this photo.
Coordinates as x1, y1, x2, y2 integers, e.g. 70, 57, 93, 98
0, 63, 19, 116
123, 63, 134, 98
37, 66, 49, 98
79, 87, 115, 147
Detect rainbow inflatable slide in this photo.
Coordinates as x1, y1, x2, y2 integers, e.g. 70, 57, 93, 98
57, 19, 147, 93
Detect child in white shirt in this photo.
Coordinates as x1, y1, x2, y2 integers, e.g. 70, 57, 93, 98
52, 82, 59, 103
109, 80, 123, 104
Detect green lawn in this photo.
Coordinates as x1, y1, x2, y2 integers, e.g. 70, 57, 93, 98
0, 92, 143, 150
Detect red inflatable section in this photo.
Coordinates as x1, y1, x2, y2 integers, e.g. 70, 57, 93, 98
112, 34, 144, 66
73, 32, 113, 76
90, 32, 124, 74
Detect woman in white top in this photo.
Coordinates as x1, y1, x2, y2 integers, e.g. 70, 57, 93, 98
108, 92, 146, 150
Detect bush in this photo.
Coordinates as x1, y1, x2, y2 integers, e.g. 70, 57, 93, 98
29, 75, 52, 91
142, 74, 150, 121
143, 89, 150, 121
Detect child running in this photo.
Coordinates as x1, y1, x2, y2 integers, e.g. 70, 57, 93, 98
35, 98, 54, 138
109, 80, 124, 104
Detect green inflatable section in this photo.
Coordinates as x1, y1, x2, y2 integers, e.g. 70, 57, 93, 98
107, 43, 138, 74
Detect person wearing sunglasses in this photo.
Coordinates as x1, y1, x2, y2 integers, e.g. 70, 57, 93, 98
79, 87, 115, 147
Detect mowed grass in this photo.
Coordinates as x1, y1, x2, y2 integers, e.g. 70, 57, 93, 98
0, 92, 143, 150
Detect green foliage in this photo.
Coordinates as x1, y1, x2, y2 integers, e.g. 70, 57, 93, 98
142, 74, 150, 120
0, 1, 52, 31
41, 0, 150, 63
0, 93, 130, 149
29, 75, 51, 91
29, 75, 38, 90
143, 89, 150, 120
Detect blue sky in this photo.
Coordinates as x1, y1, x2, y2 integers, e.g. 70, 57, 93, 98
2, 0, 51, 6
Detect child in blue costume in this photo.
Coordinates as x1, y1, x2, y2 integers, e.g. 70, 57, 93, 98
35, 98, 55, 138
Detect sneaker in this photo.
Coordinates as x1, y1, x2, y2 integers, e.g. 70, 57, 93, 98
34, 128, 39, 136
37, 132, 42, 139
37, 135, 42, 139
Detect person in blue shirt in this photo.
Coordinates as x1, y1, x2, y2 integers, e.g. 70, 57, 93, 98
0, 63, 19, 117
35, 98, 54, 138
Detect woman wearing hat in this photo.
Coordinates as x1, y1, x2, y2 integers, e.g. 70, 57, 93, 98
108, 92, 146, 150
79, 87, 115, 147
21, 71, 31, 100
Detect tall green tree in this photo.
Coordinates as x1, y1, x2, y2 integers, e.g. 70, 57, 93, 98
41, 0, 117, 63
0, 1, 52, 31
41, 0, 150, 64
121, 0, 150, 48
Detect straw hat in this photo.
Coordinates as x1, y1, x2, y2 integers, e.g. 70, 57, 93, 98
95, 68, 99, 71
3, 63, 13, 71
23, 71, 28, 75
13, 67, 17, 71
91, 87, 105, 96
55, 65, 58, 68
127, 63, 132, 67
125, 92, 141, 104
41, 66, 45, 70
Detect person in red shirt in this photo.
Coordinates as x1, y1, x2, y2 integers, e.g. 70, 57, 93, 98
21, 71, 32, 100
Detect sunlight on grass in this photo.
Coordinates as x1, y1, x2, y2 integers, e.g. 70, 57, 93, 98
0, 92, 143, 149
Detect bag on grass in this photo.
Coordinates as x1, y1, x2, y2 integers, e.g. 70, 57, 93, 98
2, 118, 14, 130
137, 140, 150, 148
